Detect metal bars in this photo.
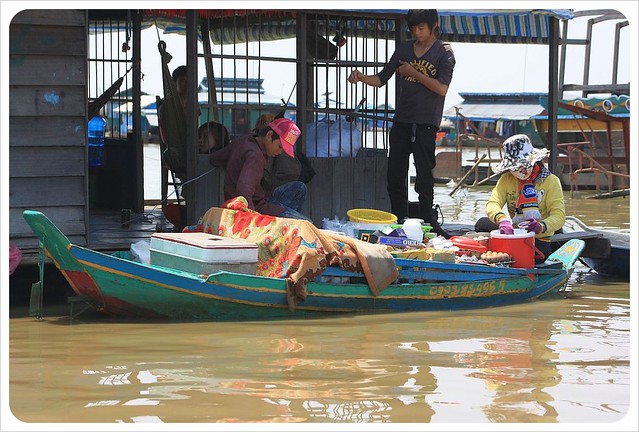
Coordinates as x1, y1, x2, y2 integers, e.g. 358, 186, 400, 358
88, 15, 134, 138
195, 11, 399, 157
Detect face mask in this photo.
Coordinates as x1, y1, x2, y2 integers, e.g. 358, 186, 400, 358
511, 165, 533, 180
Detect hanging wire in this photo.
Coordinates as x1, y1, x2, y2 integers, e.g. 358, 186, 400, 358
122, 10, 132, 53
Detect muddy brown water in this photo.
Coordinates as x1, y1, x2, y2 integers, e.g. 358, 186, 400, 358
5, 187, 633, 427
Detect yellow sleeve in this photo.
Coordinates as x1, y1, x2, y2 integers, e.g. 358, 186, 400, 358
486, 175, 511, 224
539, 174, 566, 237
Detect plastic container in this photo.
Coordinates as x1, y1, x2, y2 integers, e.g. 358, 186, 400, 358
150, 232, 258, 275
464, 232, 490, 248
450, 236, 488, 256
88, 115, 106, 167
347, 208, 397, 224
402, 218, 424, 242
489, 229, 543, 268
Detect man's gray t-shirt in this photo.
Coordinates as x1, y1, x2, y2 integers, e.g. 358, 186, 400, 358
376, 39, 455, 127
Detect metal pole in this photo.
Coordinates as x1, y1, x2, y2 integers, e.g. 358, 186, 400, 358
611, 21, 628, 86
558, 19, 568, 96
201, 20, 219, 122
297, 12, 308, 150
132, 10, 143, 213
185, 10, 198, 225
582, 19, 593, 98
548, 16, 560, 174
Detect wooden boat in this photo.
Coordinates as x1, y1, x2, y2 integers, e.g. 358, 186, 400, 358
23, 210, 585, 321
556, 216, 629, 279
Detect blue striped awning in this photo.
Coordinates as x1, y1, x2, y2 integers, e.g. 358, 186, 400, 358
144, 9, 574, 45
438, 10, 573, 43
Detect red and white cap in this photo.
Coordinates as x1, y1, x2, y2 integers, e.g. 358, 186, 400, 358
269, 118, 300, 158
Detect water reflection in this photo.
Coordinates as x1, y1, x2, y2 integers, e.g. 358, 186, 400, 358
9, 270, 630, 424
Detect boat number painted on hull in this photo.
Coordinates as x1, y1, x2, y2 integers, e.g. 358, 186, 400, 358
429, 279, 507, 297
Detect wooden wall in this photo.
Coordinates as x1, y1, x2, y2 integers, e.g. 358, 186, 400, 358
9, 10, 88, 251
305, 157, 391, 224
193, 156, 391, 227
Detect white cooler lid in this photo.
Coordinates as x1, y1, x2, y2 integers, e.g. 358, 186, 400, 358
150, 232, 258, 263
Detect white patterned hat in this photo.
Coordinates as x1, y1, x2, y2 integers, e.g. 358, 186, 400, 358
493, 134, 550, 174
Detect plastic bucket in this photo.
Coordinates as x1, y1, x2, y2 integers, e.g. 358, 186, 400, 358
347, 208, 397, 224
489, 229, 543, 268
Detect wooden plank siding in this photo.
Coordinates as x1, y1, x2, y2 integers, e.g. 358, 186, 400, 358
9, 206, 86, 252
8, 55, 86, 87
306, 157, 392, 224
10, 9, 87, 26
10, 177, 85, 208
9, 10, 89, 248
9, 116, 86, 148
10, 147, 85, 177
9, 23, 87, 56
9, 86, 87, 117
193, 156, 226, 220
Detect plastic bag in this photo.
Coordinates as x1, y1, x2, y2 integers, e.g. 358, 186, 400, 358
322, 216, 350, 236
130, 240, 151, 264
305, 117, 362, 157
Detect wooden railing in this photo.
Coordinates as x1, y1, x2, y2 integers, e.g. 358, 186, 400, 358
557, 141, 630, 196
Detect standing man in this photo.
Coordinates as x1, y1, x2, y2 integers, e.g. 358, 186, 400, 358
348, 9, 455, 238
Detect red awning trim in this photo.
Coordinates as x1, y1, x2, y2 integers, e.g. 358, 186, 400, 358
145, 10, 297, 20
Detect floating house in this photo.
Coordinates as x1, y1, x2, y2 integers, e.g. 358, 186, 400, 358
9, 8, 628, 258
440, 92, 630, 191
443, 92, 548, 146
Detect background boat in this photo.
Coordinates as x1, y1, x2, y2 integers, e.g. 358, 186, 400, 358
556, 216, 629, 278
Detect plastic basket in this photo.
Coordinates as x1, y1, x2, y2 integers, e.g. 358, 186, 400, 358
347, 208, 397, 224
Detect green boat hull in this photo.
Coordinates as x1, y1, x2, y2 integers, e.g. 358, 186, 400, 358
23, 210, 585, 321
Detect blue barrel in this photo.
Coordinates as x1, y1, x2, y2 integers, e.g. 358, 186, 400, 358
88, 116, 106, 167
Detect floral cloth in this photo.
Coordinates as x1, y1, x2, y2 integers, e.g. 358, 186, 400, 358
184, 197, 399, 309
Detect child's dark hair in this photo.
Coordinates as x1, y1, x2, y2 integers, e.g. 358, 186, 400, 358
199, 121, 230, 150
172, 65, 187, 83
407, 10, 440, 37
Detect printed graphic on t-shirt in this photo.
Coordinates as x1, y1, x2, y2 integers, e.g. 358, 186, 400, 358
404, 59, 436, 82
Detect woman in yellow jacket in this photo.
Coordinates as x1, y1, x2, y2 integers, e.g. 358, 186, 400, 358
475, 134, 565, 263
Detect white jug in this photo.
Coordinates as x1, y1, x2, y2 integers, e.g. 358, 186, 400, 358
402, 218, 424, 242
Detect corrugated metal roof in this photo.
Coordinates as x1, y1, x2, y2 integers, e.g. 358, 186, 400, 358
445, 93, 632, 122
443, 102, 544, 122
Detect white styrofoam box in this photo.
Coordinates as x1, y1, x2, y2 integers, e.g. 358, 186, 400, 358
149, 232, 258, 275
